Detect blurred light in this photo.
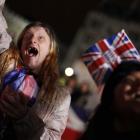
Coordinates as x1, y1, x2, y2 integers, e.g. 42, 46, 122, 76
65, 67, 74, 77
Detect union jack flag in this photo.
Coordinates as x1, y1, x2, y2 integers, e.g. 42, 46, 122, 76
1, 68, 39, 106
81, 29, 140, 88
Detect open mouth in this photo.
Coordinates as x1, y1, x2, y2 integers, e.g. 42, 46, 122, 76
27, 47, 38, 56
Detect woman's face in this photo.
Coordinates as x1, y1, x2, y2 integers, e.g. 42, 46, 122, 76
113, 71, 140, 116
20, 26, 51, 72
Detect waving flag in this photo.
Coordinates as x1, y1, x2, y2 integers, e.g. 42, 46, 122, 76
81, 29, 140, 89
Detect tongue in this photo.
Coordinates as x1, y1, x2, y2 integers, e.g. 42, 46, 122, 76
28, 47, 38, 56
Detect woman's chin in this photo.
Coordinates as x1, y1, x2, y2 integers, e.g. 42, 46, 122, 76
28, 64, 41, 74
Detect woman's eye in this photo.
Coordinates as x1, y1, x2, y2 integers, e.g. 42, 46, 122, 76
123, 78, 135, 85
38, 36, 44, 41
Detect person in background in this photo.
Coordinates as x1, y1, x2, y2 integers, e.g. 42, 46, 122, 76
66, 75, 78, 92
76, 81, 92, 109
0, 0, 39, 139
66, 75, 80, 104
74, 81, 93, 122
0, 22, 71, 140
80, 60, 140, 140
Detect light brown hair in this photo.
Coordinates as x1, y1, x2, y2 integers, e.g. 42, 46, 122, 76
17, 22, 60, 104
0, 42, 20, 84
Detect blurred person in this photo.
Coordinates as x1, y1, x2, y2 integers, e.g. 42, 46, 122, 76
76, 81, 92, 108
66, 75, 80, 104
72, 81, 93, 122
80, 60, 140, 140
63, 77, 89, 140
0, 21, 71, 140
66, 75, 78, 92
0, 0, 39, 139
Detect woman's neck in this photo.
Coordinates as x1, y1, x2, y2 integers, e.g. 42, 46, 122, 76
31, 67, 40, 74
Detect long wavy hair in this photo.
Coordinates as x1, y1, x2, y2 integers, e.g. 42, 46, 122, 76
17, 22, 60, 104
0, 42, 20, 85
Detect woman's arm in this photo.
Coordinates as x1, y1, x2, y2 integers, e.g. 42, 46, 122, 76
40, 93, 71, 140
0, 86, 71, 140
13, 89, 71, 140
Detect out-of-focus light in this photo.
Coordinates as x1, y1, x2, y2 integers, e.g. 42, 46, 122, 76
65, 67, 74, 77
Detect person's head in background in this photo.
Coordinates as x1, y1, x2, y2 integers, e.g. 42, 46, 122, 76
81, 60, 140, 139
80, 81, 90, 94
66, 74, 78, 92
17, 22, 59, 100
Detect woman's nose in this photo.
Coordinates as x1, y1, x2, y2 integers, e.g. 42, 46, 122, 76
30, 37, 37, 44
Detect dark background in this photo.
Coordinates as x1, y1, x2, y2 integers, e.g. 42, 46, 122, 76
6, 0, 140, 46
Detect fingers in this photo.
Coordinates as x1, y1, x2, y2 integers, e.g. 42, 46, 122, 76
2, 86, 14, 95
0, 86, 29, 119
0, 99, 18, 118
1, 93, 19, 108
1, 86, 29, 105
0, 96, 28, 119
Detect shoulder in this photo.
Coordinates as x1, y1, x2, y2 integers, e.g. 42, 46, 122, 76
56, 85, 70, 95
0, 0, 5, 7
54, 85, 71, 107
56, 85, 71, 98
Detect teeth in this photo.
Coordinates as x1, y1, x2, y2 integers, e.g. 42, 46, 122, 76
27, 47, 38, 56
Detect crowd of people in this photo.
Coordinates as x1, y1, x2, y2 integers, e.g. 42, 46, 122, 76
66, 75, 95, 122
1, 0, 140, 140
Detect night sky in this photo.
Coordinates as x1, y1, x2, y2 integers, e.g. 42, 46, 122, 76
6, 0, 140, 45
6, 0, 101, 45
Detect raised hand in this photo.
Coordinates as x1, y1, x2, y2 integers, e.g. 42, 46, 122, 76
0, 86, 30, 120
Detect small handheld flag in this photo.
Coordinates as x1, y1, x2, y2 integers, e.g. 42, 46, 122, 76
81, 29, 140, 91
